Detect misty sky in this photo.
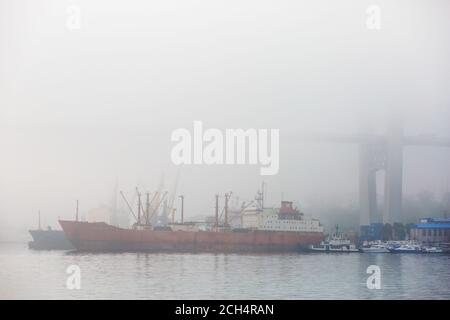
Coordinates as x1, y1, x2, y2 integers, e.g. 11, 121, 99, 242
1, 0, 450, 238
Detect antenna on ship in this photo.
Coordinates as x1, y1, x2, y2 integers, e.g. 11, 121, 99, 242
215, 194, 219, 232
38, 210, 41, 230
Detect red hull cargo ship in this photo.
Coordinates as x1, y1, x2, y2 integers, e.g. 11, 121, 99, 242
59, 201, 324, 253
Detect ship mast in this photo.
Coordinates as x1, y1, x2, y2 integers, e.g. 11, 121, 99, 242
136, 189, 141, 225
179, 195, 184, 224
215, 194, 219, 231
255, 182, 265, 210
224, 193, 229, 227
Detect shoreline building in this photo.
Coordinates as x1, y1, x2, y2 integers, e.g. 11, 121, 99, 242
409, 218, 450, 245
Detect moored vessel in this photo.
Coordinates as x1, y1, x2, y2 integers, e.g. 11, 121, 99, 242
360, 244, 390, 253
28, 211, 74, 250
388, 244, 422, 253
421, 246, 443, 253
359, 241, 390, 253
29, 228, 74, 250
309, 226, 359, 253
59, 220, 324, 253
59, 189, 324, 253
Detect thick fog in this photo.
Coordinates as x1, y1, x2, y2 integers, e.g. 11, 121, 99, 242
1, 0, 450, 240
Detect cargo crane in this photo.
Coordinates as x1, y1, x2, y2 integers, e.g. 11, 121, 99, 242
166, 168, 181, 223
215, 192, 233, 229
120, 189, 168, 228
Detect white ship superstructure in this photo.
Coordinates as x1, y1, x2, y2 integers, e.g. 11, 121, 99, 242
242, 201, 323, 233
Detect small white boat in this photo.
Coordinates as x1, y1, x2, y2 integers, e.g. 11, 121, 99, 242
421, 246, 443, 253
310, 243, 359, 252
360, 244, 390, 253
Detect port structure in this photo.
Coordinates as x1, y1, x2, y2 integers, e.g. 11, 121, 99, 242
212, 192, 234, 231
120, 189, 168, 228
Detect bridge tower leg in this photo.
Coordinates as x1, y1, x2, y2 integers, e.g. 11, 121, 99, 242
359, 143, 380, 226
384, 124, 403, 224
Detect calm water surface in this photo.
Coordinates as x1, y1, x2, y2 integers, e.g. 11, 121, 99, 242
1, 242, 449, 299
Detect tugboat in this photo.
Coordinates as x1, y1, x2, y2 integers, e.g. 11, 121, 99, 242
309, 226, 359, 253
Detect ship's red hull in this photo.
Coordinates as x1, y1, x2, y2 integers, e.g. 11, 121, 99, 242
59, 220, 324, 253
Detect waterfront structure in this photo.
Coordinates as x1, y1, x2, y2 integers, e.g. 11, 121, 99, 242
359, 223, 384, 242
409, 218, 450, 245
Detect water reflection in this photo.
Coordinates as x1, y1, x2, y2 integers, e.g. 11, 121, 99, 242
1, 243, 449, 299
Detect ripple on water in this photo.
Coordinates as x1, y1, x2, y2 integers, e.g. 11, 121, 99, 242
1, 243, 449, 299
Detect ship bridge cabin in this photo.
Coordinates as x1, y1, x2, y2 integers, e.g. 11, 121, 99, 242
278, 201, 303, 220
241, 201, 323, 233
